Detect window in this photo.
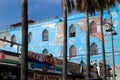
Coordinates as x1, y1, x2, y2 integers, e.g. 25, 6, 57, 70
42, 29, 48, 41
70, 45, 76, 58
28, 32, 32, 43
42, 49, 49, 55
90, 43, 98, 56
3, 36, 6, 44
11, 35, 16, 43
90, 21, 97, 34
69, 25, 76, 37
4, 36, 6, 40
11, 35, 16, 47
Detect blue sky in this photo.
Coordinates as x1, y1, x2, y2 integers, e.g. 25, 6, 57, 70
0, 0, 62, 31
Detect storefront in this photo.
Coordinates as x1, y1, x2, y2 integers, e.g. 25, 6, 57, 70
28, 71, 60, 80
0, 63, 20, 80
28, 52, 84, 80
0, 50, 84, 80
28, 71, 83, 80
0, 50, 20, 80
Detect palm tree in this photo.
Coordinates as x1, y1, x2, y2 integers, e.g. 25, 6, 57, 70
91, 1, 108, 80
92, 1, 119, 80
99, 7, 107, 80
61, 0, 74, 80
62, 1, 67, 80
20, 0, 28, 80
75, 0, 95, 79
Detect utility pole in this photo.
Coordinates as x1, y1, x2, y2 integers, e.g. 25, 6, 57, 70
21, 0, 28, 80
111, 30, 116, 80
105, 15, 117, 80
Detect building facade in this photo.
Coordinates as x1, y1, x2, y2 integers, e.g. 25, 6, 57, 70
0, 3, 120, 80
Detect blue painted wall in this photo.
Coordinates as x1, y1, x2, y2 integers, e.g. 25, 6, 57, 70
0, 4, 120, 75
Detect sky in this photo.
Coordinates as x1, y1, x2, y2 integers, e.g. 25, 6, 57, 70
0, 0, 63, 31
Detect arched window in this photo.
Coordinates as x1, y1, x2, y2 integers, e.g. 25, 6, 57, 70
69, 25, 76, 37
42, 49, 49, 55
4, 36, 6, 40
3, 36, 6, 44
11, 35, 16, 47
42, 29, 48, 41
90, 43, 98, 56
11, 35, 16, 43
28, 32, 32, 43
90, 21, 97, 34
70, 45, 76, 58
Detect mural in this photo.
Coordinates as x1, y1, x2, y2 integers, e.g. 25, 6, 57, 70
0, 4, 120, 79
55, 16, 112, 46
116, 65, 120, 73
56, 22, 64, 46
77, 16, 102, 41
0, 32, 10, 48
28, 52, 63, 73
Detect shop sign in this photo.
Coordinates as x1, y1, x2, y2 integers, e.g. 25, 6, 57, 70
28, 52, 63, 66
46, 75, 59, 80
28, 52, 63, 73
0, 51, 5, 60
28, 72, 60, 80
35, 74, 59, 80
0, 51, 19, 64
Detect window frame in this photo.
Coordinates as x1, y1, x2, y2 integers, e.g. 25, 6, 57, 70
42, 29, 48, 41
69, 45, 76, 58
11, 35, 16, 43
90, 43, 98, 56
11, 35, 16, 47
42, 49, 49, 55
3, 36, 6, 44
90, 21, 97, 34
69, 24, 76, 37
28, 32, 32, 43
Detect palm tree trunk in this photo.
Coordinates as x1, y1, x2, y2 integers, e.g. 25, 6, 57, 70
21, 0, 28, 80
63, 0, 68, 80
85, 8, 90, 80
100, 10, 106, 80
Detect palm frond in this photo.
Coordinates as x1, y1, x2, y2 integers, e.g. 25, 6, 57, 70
61, 0, 75, 14
75, 0, 96, 15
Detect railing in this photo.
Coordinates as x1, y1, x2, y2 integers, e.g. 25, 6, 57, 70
0, 38, 21, 53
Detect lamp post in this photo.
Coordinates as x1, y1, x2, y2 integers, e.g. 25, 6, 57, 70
105, 15, 117, 80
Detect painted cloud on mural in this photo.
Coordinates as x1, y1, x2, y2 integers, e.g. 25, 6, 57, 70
56, 22, 64, 46
76, 16, 103, 41
0, 32, 10, 48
